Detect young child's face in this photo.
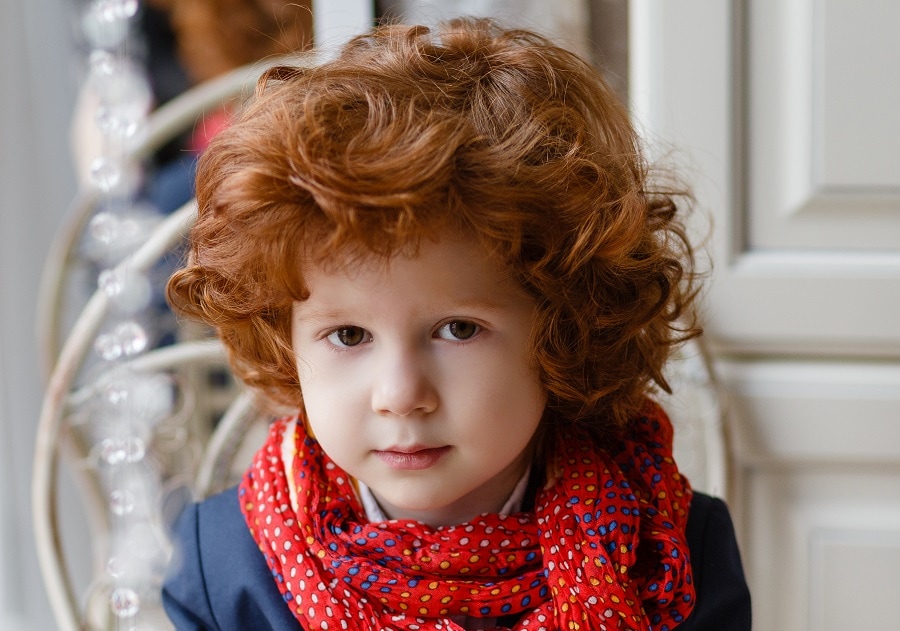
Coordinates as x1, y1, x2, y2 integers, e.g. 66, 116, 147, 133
291, 234, 547, 527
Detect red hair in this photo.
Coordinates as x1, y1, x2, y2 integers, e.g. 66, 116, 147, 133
167, 17, 700, 435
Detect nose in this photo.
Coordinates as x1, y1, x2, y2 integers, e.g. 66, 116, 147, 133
371, 347, 438, 417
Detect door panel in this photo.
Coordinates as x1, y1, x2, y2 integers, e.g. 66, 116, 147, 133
630, 2, 900, 629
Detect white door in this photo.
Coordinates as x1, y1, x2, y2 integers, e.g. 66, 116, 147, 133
630, 1, 900, 629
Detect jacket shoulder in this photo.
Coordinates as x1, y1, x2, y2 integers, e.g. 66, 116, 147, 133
162, 487, 302, 630
679, 492, 752, 630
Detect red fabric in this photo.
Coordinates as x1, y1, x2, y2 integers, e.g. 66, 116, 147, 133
239, 403, 694, 630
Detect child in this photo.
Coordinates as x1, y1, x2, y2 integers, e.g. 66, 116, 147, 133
162, 17, 750, 630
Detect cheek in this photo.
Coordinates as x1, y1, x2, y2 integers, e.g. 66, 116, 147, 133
462, 362, 546, 435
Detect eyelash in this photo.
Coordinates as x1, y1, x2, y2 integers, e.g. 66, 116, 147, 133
323, 320, 482, 349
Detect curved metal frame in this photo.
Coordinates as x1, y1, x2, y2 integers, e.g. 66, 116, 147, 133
36, 56, 291, 378
33, 54, 314, 630
32, 49, 734, 630
33, 201, 197, 631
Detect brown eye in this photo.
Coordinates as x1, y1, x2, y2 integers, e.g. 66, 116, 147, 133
438, 320, 480, 341
328, 327, 368, 347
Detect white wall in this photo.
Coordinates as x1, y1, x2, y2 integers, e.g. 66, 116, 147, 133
0, 1, 78, 629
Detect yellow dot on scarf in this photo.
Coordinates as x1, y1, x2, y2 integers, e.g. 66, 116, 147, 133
440, 608, 449, 615
401, 591, 411, 598
460, 606, 470, 613
411, 565, 421, 571
511, 585, 521, 593
317, 550, 326, 558
306, 536, 315, 545
507, 554, 517, 562
569, 594, 578, 604
440, 561, 450, 569
586, 484, 596, 492
490, 588, 501, 596
419, 607, 429, 615
403, 549, 413, 556
421, 556, 431, 563
420, 594, 431, 602
611, 595, 620, 604
590, 578, 600, 586
605, 575, 614, 584
593, 558, 603, 567
449, 585, 460, 592
429, 582, 439, 590
488, 555, 497, 563
561, 602, 570, 612
399, 603, 408, 610
620, 565, 628, 574
469, 554, 480, 563
460, 567, 470, 574
572, 484, 581, 490
441, 596, 452, 604
658, 491, 667, 500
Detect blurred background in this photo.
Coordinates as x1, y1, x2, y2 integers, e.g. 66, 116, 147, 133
2, 1, 899, 630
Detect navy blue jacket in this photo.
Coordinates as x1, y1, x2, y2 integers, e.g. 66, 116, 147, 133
163, 487, 751, 630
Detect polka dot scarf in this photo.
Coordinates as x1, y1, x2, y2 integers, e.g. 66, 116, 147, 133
239, 403, 695, 630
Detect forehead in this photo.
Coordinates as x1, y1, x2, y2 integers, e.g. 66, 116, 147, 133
296, 234, 528, 310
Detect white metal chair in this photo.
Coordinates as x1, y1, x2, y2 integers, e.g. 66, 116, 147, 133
33, 55, 732, 631
33, 60, 280, 631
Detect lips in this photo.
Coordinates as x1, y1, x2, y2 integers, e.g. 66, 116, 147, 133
374, 445, 451, 470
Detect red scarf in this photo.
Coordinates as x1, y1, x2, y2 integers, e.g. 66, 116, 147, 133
239, 403, 695, 630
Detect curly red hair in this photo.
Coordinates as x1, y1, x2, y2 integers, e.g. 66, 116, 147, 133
167, 17, 699, 434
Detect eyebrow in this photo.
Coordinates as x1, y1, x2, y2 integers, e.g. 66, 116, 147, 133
293, 297, 510, 324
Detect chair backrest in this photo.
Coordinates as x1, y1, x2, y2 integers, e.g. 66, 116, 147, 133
34, 54, 732, 631
33, 60, 284, 631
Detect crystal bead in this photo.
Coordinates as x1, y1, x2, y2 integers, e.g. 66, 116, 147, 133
109, 587, 140, 618
115, 321, 148, 357
89, 157, 121, 192
88, 212, 120, 245
109, 489, 135, 516
94, 332, 123, 362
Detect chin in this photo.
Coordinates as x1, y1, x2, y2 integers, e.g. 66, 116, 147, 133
375, 487, 469, 524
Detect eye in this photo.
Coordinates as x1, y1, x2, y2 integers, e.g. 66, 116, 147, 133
326, 326, 370, 347
435, 320, 480, 341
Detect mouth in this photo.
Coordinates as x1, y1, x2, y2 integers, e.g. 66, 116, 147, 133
373, 445, 451, 470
